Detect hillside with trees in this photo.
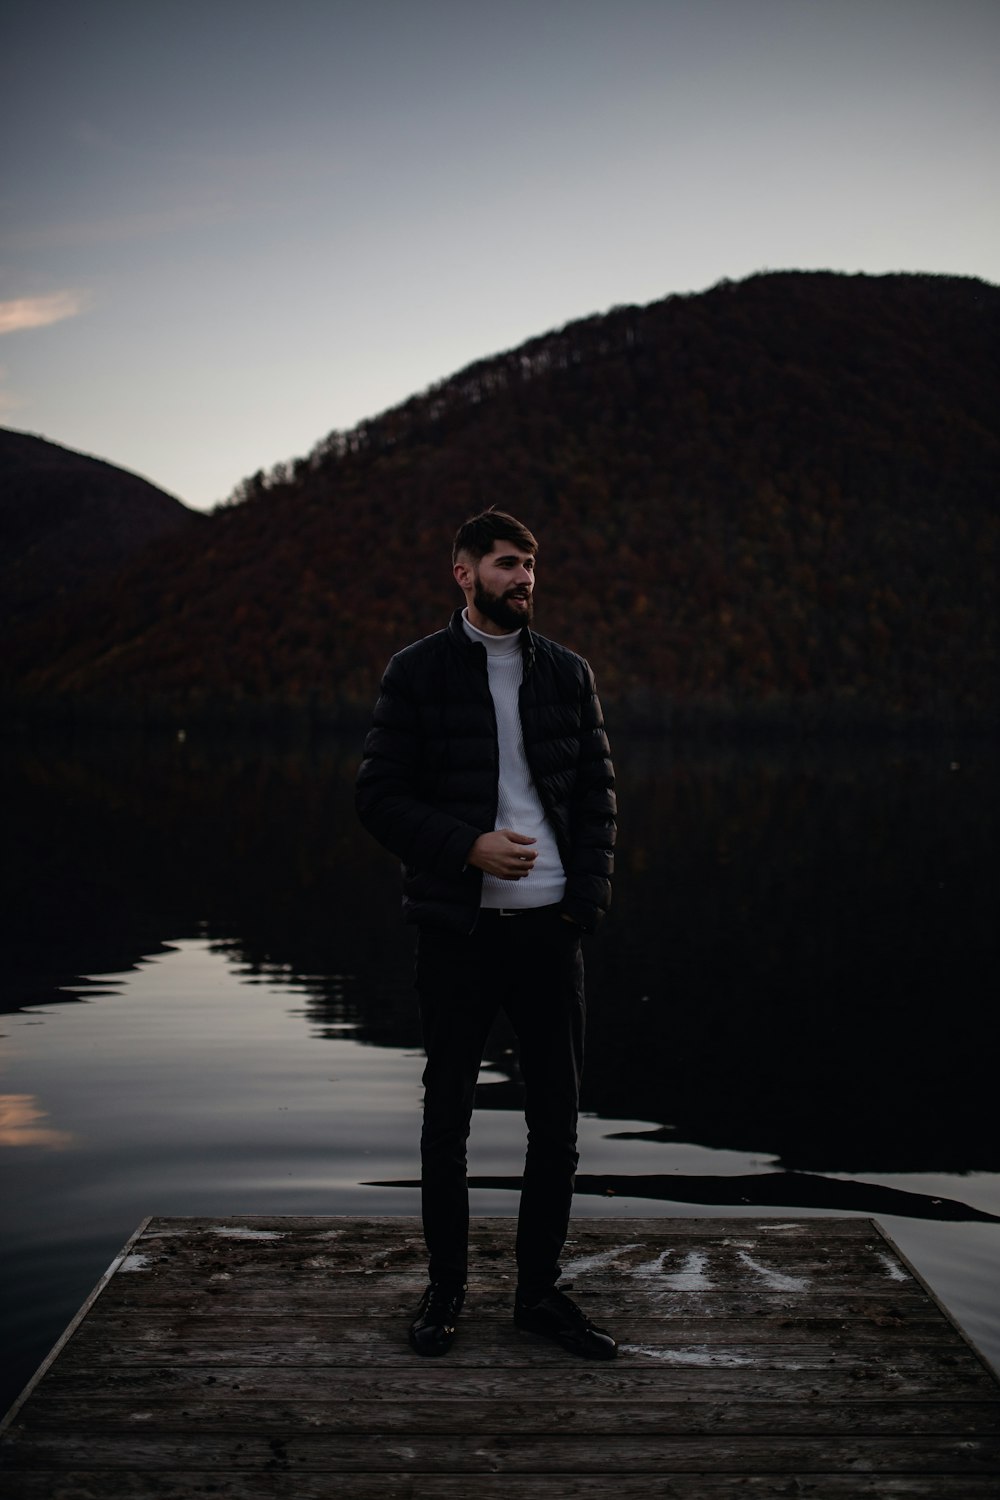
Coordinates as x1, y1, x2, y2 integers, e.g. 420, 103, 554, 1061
0, 428, 201, 627
4, 271, 998, 732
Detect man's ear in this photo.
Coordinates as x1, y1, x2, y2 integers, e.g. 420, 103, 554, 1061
453, 558, 474, 591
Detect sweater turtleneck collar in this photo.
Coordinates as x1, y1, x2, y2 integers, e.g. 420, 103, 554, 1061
461, 609, 522, 656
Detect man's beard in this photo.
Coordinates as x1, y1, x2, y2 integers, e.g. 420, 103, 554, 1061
473, 580, 534, 631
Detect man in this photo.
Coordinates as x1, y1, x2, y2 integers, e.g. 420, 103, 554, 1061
355, 509, 617, 1359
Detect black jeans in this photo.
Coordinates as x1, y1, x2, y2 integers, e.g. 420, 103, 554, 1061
414, 908, 585, 1297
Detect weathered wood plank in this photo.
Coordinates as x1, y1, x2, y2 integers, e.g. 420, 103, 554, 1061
6, 1473, 1000, 1499
129, 1229, 890, 1257
36, 1359, 1000, 1402
95, 1285, 936, 1322
19, 1395, 1000, 1436
128, 1217, 906, 1267
128, 1224, 906, 1256
5, 1430, 1000, 1473
54, 1316, 965, 1358
133, 1215, 876, 1237
50, 1342, 979, 1380
112, 1254, 914, 1286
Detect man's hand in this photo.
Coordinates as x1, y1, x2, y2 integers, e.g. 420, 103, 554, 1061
467, 830, 537, 879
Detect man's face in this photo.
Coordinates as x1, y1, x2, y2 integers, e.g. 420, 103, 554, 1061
457, 539, 536, 632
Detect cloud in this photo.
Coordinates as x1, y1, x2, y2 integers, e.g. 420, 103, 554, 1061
0, 289, 90, 335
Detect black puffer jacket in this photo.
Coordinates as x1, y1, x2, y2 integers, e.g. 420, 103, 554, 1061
356, 610, 616, 934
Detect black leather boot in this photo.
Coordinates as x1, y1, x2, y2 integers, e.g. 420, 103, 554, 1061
408, 1282, 466, 1356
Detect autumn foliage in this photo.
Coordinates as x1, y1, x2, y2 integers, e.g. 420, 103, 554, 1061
4, 271, 998, 731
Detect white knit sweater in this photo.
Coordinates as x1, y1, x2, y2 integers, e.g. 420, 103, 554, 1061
462, 612, 567, 909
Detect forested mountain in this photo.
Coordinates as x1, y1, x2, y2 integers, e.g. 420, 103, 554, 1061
0, 428, 200, 626
5, 271, 998, 731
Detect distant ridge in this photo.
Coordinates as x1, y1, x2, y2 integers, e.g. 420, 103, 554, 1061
4, 271, 999, 731
1, 427, 200, 627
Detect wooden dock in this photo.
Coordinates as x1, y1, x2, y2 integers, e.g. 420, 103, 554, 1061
2, 1215, 998, 1497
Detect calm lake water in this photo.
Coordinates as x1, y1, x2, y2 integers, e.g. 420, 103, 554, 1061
1, 730, 998, 1415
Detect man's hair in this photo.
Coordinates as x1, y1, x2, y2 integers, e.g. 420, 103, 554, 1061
452, 508, 538, 565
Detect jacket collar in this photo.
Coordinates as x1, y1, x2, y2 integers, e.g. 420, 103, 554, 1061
448, 608, 536, 673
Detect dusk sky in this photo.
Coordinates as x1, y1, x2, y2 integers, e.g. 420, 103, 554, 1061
2, 0, 997, 511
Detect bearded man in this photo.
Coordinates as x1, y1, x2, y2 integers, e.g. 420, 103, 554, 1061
356, 509, 617, 1359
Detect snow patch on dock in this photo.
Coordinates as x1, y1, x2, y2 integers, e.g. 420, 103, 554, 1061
877, 1252, 910, 1283
737, 1251, 809, 1290
622, 1344, 754, 1367
663, 1250, 714, 1290
119, 1254, 152, 1272
561, 1243, 642, 1274
210, 1227, 284, 1241
631, 1249, 673, 1276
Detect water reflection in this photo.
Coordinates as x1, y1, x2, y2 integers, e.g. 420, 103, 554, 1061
0, 1094, 75, 1150
2, 732, 996, 1175
368, 1171, 1000, 1224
